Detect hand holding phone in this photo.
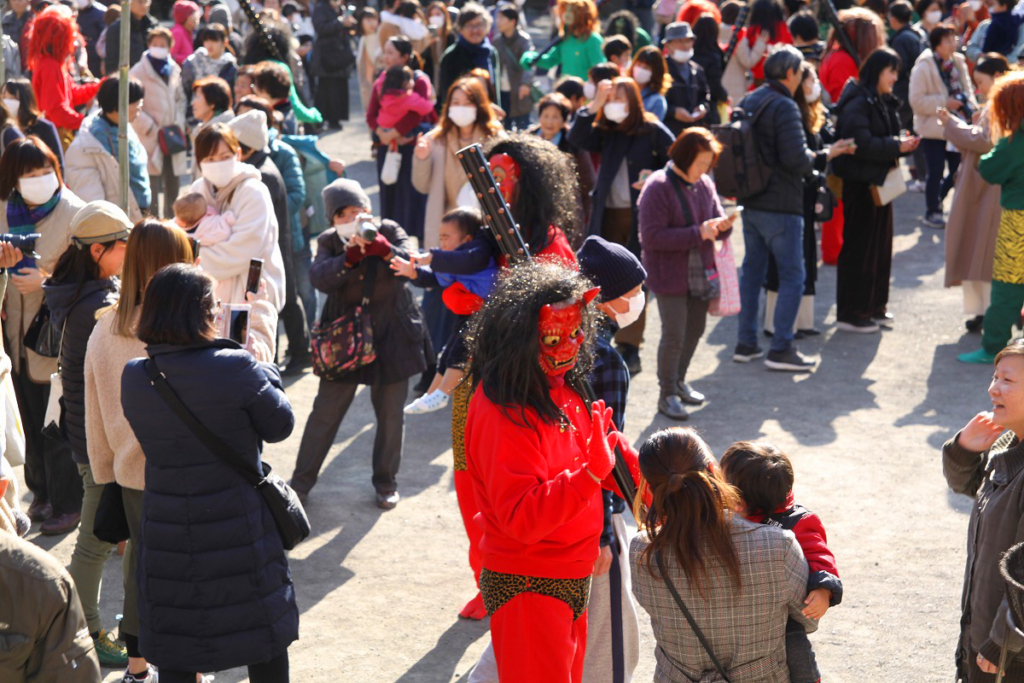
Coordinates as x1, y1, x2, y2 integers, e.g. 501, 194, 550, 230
246, 258, 264, 295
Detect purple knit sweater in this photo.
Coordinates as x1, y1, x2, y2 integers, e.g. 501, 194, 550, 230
637, 168, 728, 296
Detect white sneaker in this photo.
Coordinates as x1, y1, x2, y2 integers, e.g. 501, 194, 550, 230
403, 389, 450, 414
908, 179, 925, 192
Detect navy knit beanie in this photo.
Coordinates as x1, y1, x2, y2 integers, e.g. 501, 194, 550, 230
576, 236, 647, 302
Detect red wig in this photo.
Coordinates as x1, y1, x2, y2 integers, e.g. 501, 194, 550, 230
24, 6, 81, 72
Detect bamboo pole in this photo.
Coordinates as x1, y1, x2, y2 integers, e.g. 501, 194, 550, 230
0, 2, 7, 86
117, 0, 131, 210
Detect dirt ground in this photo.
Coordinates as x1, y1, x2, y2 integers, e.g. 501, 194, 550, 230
18, 100, 991, 683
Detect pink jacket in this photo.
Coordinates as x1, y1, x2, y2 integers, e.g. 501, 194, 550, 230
377, 91, 435, 129
171, 23, 195, 65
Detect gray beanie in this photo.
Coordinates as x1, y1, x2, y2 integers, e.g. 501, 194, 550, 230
322, 179, 371, 221
207, 3, 232, 30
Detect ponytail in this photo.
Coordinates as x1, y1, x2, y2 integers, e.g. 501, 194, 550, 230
387, 34, 423, 72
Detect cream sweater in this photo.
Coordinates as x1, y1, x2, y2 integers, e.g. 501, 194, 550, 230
84, 301, 278, 490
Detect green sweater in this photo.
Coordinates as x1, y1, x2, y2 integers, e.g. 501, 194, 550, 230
523, 32, 604, 80
979, 129, 1024, 210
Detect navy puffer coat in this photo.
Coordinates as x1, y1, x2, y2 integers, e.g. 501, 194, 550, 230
120, 339, 297, 672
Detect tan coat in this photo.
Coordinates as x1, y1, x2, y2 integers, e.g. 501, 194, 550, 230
130, 52, 188, 178
0, 190, 83, 381
723, 31, 766, 104
909, 49, 976, 140
63, 125, 143, 222
944, 106, 1001, 287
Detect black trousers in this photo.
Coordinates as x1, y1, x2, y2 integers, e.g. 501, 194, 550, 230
836, 179, 894, 322
315, 75, 350, 126
277, 217, 310, 359
159, 652, 289, 683
14, 365, 81, 515
290, 377, 408, 495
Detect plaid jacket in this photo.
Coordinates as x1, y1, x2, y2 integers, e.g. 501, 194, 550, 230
630, 516, 816, 683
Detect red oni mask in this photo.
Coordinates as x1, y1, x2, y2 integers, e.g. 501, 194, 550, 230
538, 289, 600, 376
489, 153, 520, 203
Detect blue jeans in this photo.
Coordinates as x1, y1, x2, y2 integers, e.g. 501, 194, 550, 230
737, 208, 805, 353
920, 137, 960, 215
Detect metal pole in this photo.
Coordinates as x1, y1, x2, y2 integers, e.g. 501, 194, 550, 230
117, 0, 131, 210
0, 1, 7, 86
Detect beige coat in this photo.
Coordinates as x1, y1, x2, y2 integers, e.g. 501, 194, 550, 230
909, 49, 976, 140
944, 106, 1001, 287
63, 124, 143, 222
723, 30, 766, 104
84, 300, 278, 490
130, 52, 188, 178
0, 189, 83, 381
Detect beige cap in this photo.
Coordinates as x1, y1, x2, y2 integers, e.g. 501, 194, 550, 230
70, 201, 133, 247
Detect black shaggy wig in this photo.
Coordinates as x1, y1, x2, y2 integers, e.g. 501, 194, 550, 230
482, 133, 584, 253
465, 260, 599, 428
242, 22, 296, 65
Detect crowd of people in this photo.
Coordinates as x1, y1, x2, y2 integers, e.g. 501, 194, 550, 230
2, 0, 1024, 680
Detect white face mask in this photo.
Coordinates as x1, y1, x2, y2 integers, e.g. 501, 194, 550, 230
201, 158, 239, 188
2, 98, 19, 118
969, 0, 982, 10
583, 81, 597, 100
334, 217, 359, 238
18, 172, 59, 205
428, 13, 445, 27
632, 66, 653, 85
76, 0, 89, 8
148, 46, 170, 60
807, 81, 821, 102
603, 101, 629, 123
612, 290, 645, 329
672, 49, 694, 63
447, 105, 477, 128
925, 9, 942, 23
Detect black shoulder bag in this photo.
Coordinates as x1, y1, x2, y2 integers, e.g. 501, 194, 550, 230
144, 358, 311, 550
655, 552, 734, 683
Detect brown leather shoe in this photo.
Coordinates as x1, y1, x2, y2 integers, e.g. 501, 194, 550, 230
375, 491, 400, 510
40, 511, 81, 536
26, 498, 52, 522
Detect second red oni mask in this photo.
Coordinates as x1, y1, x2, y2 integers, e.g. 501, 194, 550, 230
537, 289, 600, 376
489, 153, 520, 203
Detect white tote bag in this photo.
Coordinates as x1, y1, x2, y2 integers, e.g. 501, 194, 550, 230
42, 372, 62, 438
380, 141, 402, 186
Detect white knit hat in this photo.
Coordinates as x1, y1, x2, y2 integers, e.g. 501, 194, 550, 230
227, 109, 269, 152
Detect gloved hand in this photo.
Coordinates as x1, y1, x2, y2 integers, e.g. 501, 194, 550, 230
344, 243, 366, 267
585, 400, 616, 480
519, 51, 539, 69
363, 234, 393, 259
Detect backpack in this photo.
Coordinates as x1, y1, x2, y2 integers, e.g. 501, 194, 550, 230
710, 92, 778, 200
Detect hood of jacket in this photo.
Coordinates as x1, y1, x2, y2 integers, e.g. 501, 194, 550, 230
189, 46, 237, 76
42, 277, 119, 329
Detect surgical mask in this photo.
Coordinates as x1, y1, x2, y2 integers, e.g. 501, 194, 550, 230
148, 46, 170, 60
603, 101, 629, 123
334, 218, 359, 238
76, 0, 90, 8
969, 0, 982, 10
925, 9, 942, 23
2, 98, 19, 118
429, 13, 445, 27
632, 66, 652, 85
611, 290, 645, 329
807, 82, 821, 102
200, 158, 239, 188
583, 81, 596, 100
672, 49, 694, 63
18, 172, 59, 205
448, 105, 477, 128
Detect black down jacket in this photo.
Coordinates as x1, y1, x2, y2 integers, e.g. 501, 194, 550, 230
121, 340, 297, 672
42, 276, 119, 463
832, 80, 903, 186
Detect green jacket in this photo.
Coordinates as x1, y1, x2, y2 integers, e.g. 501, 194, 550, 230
522, 32, 604, 81
979, 129, 1024, 209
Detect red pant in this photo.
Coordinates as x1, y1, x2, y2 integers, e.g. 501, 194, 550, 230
453, 469, 482, 584
491, 593, 588, 683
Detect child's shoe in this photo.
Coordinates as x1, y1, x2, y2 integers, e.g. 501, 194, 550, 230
404, 389, 450, 414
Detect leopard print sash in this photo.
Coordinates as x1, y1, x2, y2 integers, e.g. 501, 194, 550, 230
480, 568, 592, 621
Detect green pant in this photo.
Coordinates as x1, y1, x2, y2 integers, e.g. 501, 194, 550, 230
68, 463, 116, 634
983, 280, 1024, 355
121, 486, 144, 640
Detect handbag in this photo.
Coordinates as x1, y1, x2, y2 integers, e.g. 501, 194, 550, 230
144, 358, 311, 551
158, 125, 187, 156
871, 166, 907, 206
380, 141, 401, 185
311, 257, 378, 381
23, 303, 61, 358
668, 168, 720, 301
814, 180, 837, 222
709, 237, 740, 317
655, 552, 734, 683
93, 482, 130, 544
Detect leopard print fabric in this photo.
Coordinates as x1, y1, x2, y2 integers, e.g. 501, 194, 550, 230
451, 379, 472, 471
480, 568, 592, 621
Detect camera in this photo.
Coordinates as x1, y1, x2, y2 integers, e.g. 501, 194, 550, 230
0, 233, 41, 255
356, 213, 378, 242
954, 93, 975, 122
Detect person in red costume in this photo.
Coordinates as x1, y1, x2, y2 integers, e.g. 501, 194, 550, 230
23, 5, 101, 148
463, 261, 641, 683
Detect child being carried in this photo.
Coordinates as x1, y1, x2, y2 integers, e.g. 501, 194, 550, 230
377, 65, 436, 131
173, 192, 236, 246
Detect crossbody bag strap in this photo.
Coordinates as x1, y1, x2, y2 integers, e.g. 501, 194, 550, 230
361, 254, 377, 305
654, 552, 734, 683
666, 164, 696, 228
144, 357, 263, 488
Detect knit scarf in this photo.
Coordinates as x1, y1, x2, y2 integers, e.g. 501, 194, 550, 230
458, 34, 494, 76
936, 55, 963, 99
6, 188, 60, 269
147, 53, 171, 82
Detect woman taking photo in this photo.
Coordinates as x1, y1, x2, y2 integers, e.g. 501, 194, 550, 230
638, 128, 734, 420
944, 339, 1024, 679
527, 93, 595, 223
290, 179, 430, 510
569, 76, 674, 374
0, 136, 82, 534
366, 35, 436, 244
631, 427, 816, 682
121, 263, 296, 683
833, 48, 919, 334
2, 78, 64, 172
628, 46, 670, 122
188, 123, 286, 309
941, 53, 1008, 336
44, 201, 128, 667
421, 2, 454, 90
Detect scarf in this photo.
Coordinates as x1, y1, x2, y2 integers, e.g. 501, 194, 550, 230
458, 34, 494, 77
935, 55, 963, 99
7, 188, 61, 269
147, 53, 171, 81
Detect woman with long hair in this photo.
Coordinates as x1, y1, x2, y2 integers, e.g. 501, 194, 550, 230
522, 0, 604, 80
629, 45, 670, 122
2, 78, 64, 172
631, 427, 816, 682
421, 2, 454, 88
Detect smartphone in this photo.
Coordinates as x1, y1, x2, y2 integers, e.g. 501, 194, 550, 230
188, 237, 201, 261
245, 258, 264, 296
219, 303, 251, 344
728, 206, 744, 219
